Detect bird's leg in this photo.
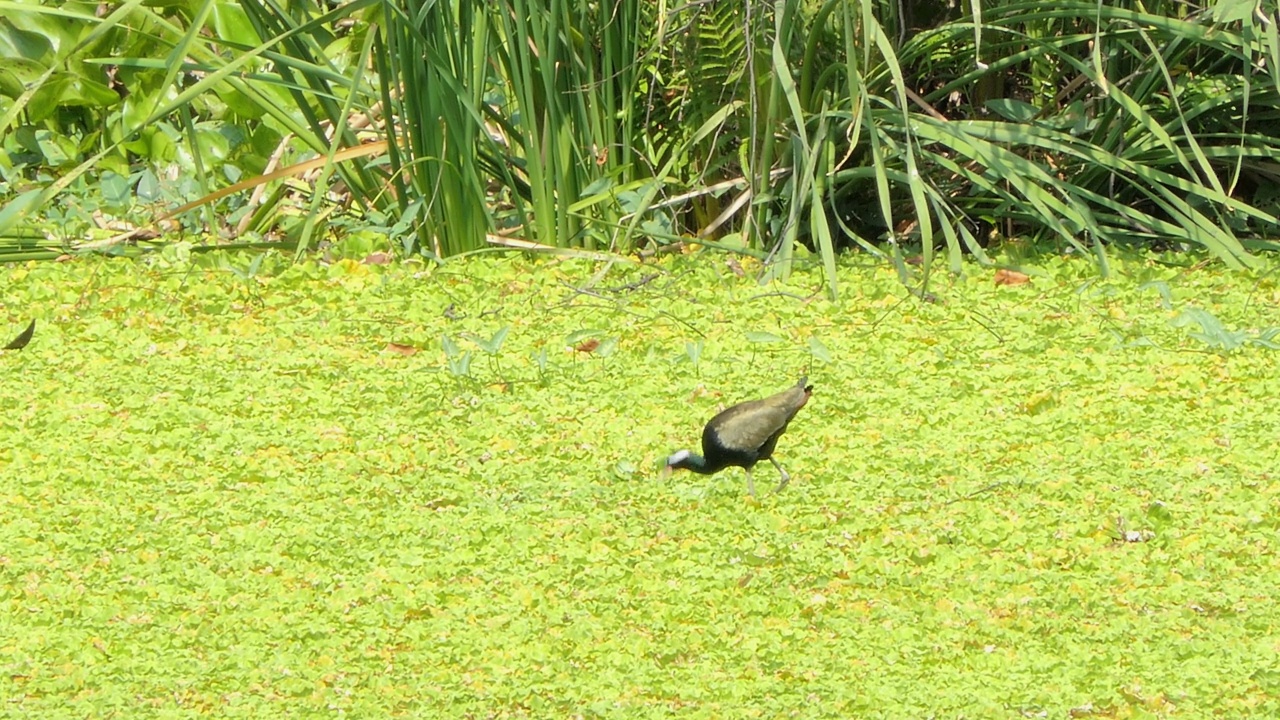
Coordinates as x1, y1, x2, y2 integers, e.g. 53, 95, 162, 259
745, 468, 756, 497
770, 458, 791, 492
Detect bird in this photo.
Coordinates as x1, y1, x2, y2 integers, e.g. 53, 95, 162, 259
664, 376, 813, 496
3, 319, 34, 350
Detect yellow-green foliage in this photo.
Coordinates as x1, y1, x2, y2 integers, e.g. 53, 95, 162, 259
2, 252, 1278, 717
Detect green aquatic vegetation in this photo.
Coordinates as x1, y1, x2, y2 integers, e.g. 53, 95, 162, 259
1, 251, 1278, 718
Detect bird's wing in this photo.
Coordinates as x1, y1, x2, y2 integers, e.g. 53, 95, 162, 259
707, 398, 794, 452
3, 319, 35, 351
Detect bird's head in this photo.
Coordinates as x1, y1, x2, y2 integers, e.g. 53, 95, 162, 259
663, 449, 693, 478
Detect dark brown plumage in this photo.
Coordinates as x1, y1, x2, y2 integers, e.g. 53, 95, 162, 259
3, 319, 34, 350
665, 377, 813, 496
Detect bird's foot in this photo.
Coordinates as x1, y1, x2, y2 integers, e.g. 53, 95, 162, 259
773, 473, 791, 493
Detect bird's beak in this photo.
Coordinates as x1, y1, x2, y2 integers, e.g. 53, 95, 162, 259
660, 464, 672, 480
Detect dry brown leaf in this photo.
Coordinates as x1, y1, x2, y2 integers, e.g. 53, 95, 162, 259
385, 342, 418, 356
994, 269, 1031, 286
574, 338, 600, 353
363, 251, 393, 265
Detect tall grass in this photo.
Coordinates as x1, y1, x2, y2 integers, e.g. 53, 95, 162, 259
1, 0, 1277, 294
892, 1, 1280, 271
374, 0, 494, 257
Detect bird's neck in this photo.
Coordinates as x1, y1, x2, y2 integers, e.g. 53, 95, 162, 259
670, 452, 726, 475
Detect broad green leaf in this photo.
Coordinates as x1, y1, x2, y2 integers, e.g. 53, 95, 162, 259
984, 98, 1038, 122
0, 188, 45, 235
808, 336, 831, 363
441, 334, 461, 357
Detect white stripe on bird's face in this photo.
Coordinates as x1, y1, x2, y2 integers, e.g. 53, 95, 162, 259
666, 449, 692, 465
